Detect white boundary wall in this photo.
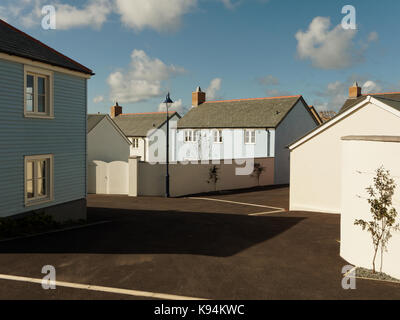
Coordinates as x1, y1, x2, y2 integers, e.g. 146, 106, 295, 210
138, 158, 274, 197
341, 137, 400, 279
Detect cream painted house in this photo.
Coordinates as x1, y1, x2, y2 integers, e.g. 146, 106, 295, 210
289, 83, 400, 214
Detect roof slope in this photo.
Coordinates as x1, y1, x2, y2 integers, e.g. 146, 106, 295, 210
178, 96, 304, 129
0, 19, 93, 75
340, 93, 400, 113
88, 114, 106, 133
113, 112, 180, 137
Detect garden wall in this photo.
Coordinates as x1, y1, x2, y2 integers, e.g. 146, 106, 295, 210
138, 157, 274, 197
341, 136, 400, 279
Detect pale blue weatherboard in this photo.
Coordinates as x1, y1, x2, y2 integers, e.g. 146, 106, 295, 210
0, 58, 87, 217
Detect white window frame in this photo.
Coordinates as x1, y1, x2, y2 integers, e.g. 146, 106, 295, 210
24, 65, 54, 119
244, 129, 256, 144
184, 130, 197, 143
213, 129, 223, 144
24, 154, 54, 207
132, 138, 139, 149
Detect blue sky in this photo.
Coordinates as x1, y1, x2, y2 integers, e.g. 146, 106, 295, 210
2, 0, 399, 114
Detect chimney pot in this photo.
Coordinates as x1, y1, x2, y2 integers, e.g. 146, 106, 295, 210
192, 86, 206, 107
111, 102, 122, 118
349, 82, 362, 98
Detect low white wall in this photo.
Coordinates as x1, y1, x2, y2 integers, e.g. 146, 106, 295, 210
341, 138, 400, 279
138, 158, 274, 197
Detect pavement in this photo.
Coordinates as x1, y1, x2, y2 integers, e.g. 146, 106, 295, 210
0, 186, 399, 300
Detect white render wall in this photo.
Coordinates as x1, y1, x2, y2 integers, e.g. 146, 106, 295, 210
290, 102, 400, 214
129, 137, 146, 161
88, 117, 130, 163
175, 128, 275, 162
341, 138, 400, 279
138, 157, 275, 197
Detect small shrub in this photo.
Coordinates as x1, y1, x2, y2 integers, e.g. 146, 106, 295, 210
207, 165, 219, 191
0, 212, 59, 239
354, 166, 400, 273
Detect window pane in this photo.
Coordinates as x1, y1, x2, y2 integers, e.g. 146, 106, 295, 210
26, 75, 34, 93
38, 77, 46, 95
37, 178, 46, 197
26, 75, 34, 112
37, 160, 47, 179
26, 161, 34, 180
27, 180, 34, 198
26, 94, 33, 112
38, 95, 46, 112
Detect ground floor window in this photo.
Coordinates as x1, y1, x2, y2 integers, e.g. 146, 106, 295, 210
245, 129, 256, 144
25, 154, 53, 206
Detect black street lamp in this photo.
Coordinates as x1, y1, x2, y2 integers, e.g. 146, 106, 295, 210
163, 92, 173, 198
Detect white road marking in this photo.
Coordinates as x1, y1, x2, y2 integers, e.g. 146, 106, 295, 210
0, 221, 111, 243
248, 210, 286, 216
188, 197, 286, 215
0, 273, 208, 300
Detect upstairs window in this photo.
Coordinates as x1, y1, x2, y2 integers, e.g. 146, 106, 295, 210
244, 129, 256, 144
25, 154, 53, 206
24, 66, 53, 118
132, 138, 139, 149
213, 130, 223, 143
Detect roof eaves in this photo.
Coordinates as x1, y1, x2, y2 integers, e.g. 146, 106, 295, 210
0, 19, 94, 75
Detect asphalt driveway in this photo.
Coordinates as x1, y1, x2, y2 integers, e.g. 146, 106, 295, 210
0, 186, 399, 299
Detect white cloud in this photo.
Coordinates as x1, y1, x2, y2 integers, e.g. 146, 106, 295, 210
220, 0, 241, 9
53, 0, 112, 30
158, 98, 191, 115
1, 0, 112, 30
295, 16, 360, 69
314, 78, 384, 112
362, 80, 381, 94
114, 0, 197, 32
93, 95, 104, 103
107, 49, 185, 103
258, 75, 279, 86
206, 78, 222, 101
368, 31, 379, 42
1, 0, 196, 32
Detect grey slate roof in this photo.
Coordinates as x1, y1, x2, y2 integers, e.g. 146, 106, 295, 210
340, 93, 400, 113
87, 114, 106, 133
113, 112, 180, 137
178, 96, 306, 129
0, 19, 93, 75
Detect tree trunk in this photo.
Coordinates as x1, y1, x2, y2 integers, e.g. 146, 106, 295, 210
372, 246, 378, 273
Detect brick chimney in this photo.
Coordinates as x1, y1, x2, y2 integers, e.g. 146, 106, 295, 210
192, 86, 206, 107
349, 81, 362, 98
111, 102, 122, 118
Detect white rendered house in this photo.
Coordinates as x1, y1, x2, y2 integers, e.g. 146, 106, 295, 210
176, 87, 321, 184
110, 103, 181, 163
289, 83, 400, 214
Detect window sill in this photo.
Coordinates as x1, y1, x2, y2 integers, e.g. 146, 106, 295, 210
25, 197, 53, 208
24, 113, 54, 119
